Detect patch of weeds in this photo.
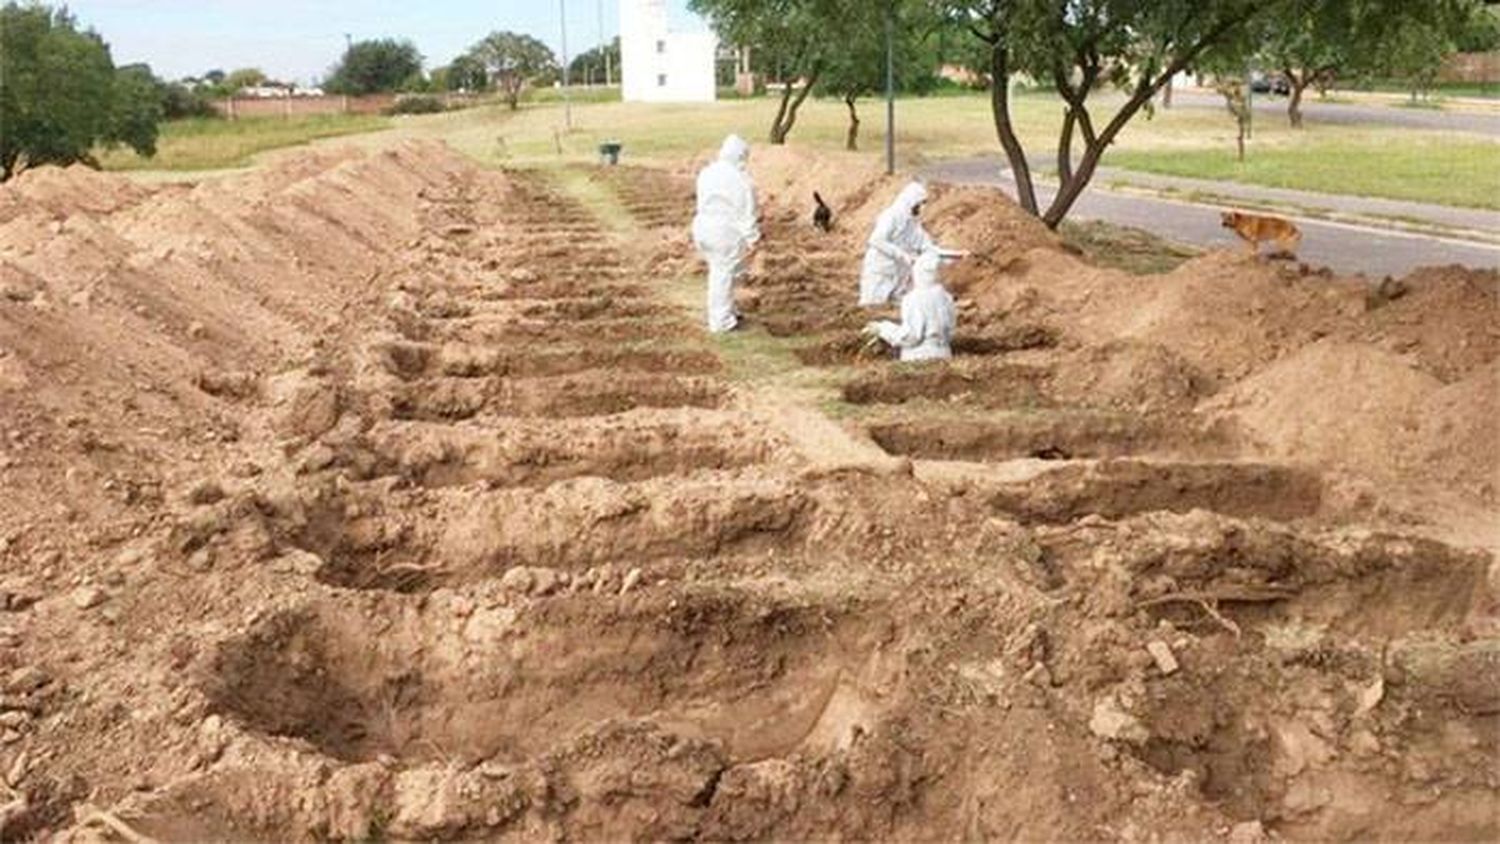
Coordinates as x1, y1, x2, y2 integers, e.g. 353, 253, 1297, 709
539, 165, 640, 233
1060, 220, 1200, 275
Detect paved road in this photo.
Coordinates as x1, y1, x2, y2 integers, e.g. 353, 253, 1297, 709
1168, 91, 1500, 136
923, 158, 1500, 277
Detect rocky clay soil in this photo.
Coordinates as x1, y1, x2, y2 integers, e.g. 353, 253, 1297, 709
0, 141, 1495, 842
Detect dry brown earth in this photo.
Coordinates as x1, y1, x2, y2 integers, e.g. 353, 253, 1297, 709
0, 141, 1493, 842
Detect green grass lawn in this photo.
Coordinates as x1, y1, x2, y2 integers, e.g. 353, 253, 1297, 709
1108, 131, 1500, 210
97, 113, 390, 172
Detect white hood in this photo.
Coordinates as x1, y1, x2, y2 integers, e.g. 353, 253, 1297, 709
893, 182, 928, 216
718, 134, 750, 168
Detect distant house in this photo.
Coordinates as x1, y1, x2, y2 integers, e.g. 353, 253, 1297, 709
620, 0, 716, 103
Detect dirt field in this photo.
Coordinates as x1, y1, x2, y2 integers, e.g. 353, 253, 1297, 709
0, 139, 1495, 841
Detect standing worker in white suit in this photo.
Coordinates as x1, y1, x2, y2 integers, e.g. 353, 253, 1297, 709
859, 182, 948, 307
693, 135, 760, 333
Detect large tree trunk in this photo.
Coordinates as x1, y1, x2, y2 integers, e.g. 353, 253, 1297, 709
1287, 68, 1308, 129
769, 82, 795, 143
988, 40, 1039, 215
844, 94, 861, 151
769, 68, 820, 145
1057, 108, 1076, 185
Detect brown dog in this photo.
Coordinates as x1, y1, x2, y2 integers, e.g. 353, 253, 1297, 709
1221, 210, 1301, 257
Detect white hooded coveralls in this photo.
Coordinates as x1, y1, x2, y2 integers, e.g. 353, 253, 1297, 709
869, 250, 956, 362
692, 135, 760, 333
859, 182, 936, 307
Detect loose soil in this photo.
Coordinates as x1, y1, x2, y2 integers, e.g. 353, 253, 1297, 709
0, 139, 1493, 843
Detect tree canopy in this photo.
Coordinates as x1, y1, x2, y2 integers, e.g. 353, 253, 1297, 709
435, 54, 492, 93
468, 31, 557, 110
815, 2, 936, 150
1245, 0, 1488, 127
0, 3, 162, 180
327, 38, 424, 95
223, 67, 268, 92
692, 0, 879, 144
941, 0, 1267, 227
569, 38, 621, 87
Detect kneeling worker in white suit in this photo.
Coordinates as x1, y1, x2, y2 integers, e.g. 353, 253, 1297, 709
863, 250, 956, 362
692, 135, 760, 333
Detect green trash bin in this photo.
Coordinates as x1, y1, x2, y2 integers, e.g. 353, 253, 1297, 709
599, 141, 623, 165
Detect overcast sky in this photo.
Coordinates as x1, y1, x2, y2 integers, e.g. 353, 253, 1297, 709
61, 1, 709, 84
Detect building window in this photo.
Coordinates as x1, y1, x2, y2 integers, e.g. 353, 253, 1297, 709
658, 74, 668, 87
656, 40, 666, 54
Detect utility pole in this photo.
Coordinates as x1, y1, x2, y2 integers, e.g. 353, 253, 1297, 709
560, 0, 573, 130
884, 0, 896, 175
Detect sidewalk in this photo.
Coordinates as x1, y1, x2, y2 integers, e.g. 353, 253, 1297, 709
1094, 167, 1500, 244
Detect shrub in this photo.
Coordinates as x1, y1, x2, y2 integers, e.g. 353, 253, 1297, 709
387, 95, 446, 115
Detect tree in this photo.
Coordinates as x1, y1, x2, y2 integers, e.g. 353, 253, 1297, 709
1256, 0, 1361, 128
469, 31, 557, 110
944, 0, 1268, 229
1455, 1, 1500, 52
1382, 17, 1455, 101
1256, 0, 1480, 128
109, 63, 165, 157
223, 67, 268, 92
569, 38, 621, 86
0, 3, 160, 180
441, 54, 492, 93
692, 0, 863, 144
1215, 77, 1251, 161
327, 38, 424, 95
816, 3, 935, 150
160, 82, 218, 118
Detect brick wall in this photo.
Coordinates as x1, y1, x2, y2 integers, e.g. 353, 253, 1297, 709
210, 93, 478, 118
1439, 52, 1500, 84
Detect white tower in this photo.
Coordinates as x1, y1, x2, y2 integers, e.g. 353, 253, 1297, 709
619, 0, 717, 103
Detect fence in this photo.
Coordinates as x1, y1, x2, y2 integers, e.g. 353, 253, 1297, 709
211, 93, 479, 119
1439, 52, 1499, 85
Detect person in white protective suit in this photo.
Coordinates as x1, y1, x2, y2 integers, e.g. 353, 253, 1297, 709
863, 250, 956, 362
859, 181, 945, 307
692, 135, 760, 333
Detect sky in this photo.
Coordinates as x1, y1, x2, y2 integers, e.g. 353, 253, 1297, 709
60, 1, 710, 85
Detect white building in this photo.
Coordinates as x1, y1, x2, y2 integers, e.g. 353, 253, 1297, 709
619, 0, 717, 103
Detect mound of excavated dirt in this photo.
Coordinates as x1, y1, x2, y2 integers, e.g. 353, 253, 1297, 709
1203, 340, 1445, 476
1409, 360, 1499, 501
3, 163, 152, 217
1339, 265, 1499, 383
923, 185, 1060, 286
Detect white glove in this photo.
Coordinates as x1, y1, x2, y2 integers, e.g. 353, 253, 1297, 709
861, 321, 882, 337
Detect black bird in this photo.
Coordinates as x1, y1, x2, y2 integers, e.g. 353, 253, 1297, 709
812, 191, 833, 232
